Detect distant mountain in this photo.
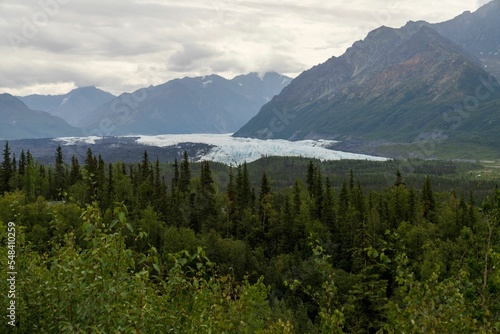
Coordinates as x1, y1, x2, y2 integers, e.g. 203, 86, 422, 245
431, 0, 500, 79
0, 94, 83, 140
79, 72, 292, 136
234, 22, 500, 158
19, 86, 115, 127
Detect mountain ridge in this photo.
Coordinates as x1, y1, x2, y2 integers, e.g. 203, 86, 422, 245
79, 72, 292, 136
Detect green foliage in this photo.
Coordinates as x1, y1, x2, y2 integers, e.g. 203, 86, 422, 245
2, 148, 500, 332
1, 202, 276, 333
386, 269, 479, 333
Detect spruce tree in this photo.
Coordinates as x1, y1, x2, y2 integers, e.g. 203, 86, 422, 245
192, 161, 217, 232
172, 158, 179, 189
54, 145, 66, 199
0, 141, 12, 194
395, 169, 404, 187
11, 154, 17, 174
259, 172, 271, 200
141, 150, 150, 180
69, 156, 82, 186
97, 155, 106, 187
18, 150, 26, 176
322, 177, 336, 234
258, 172, 272, 231
236, 163, 252, 212
179, 151, 191, 194
84, 147, 98, 197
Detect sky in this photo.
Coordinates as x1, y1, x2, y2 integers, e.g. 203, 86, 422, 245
0, 0, 491, 96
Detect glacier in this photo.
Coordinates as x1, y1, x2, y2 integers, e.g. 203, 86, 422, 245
131, 134, 387, 165
55, 133, 387, 165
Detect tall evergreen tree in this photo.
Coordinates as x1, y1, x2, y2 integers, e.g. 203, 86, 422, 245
141, 150, 150, 180
422, 176, 436, 222
259, 172, 271, 200
69, 156, 82, 186
54, 145, 66, 199
18, 150, 26, 176
97, 155, 106, 187
11, 154, 17, 175
172, 158, 180, 189
84, 147, 98, 198
322, 177, 336, 234
179, 151, 191, 194
192, 161, 217, 232
85, 147, 97, 175
236, 163, 252, 213
259, 172, 272, 229
225, 166, 237, 236
395, 169, 404, 187
0, 142, 12, 194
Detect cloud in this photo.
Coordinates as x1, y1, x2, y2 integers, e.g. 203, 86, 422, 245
169, 43, 222, 71
0, 0, 484, 96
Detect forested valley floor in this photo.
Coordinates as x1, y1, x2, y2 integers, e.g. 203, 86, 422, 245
1, 142, 499, 333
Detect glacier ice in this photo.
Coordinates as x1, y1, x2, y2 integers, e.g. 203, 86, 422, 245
132, 133, 387, 165
55, 133, 387, 165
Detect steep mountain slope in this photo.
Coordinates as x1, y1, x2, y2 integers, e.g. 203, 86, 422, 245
19, 86, 115, 127
234, 24, 500, 158
432, 0, 500, 79
80, 72, 291, 136
0, 94, 83, 140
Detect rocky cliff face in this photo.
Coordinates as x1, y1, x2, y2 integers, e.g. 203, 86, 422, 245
432, 0, 500, 79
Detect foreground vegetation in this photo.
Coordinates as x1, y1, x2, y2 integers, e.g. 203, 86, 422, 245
1, 142, 499, 333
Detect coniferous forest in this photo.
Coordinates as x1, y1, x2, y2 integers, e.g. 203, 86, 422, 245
1, 142, 500, 333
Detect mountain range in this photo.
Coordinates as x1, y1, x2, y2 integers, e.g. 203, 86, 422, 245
235, 1, 500, 159
0, 72, 291, 140
79, 72, 292, 135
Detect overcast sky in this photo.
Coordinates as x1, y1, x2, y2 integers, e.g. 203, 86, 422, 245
0, 0, 491, 96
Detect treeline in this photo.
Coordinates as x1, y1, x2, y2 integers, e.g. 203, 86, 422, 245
1, 142, 500, 333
